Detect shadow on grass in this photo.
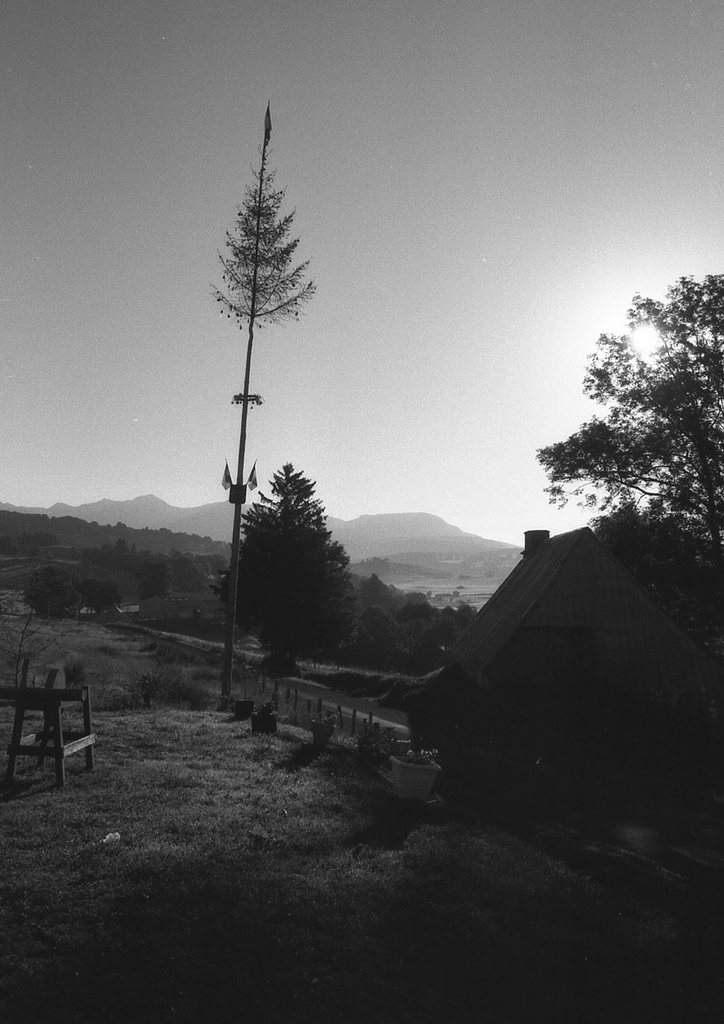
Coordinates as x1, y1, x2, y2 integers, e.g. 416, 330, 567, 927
1, 774, 63, 802
0, 728, 713, 1024
285, 742, 329, 768
1, 825, 701, 1024
347, 792, 444, 850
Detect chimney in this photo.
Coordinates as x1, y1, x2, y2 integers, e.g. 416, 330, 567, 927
523, 529, 550, 559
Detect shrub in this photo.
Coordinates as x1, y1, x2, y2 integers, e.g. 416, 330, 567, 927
355, 721, 396, 767
132, 667, 215, 711
62, 656, 86, 685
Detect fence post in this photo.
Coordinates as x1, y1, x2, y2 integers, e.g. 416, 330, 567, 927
317, 697, 323, 715
351, 708, 357, 736
368, 711, 373, 728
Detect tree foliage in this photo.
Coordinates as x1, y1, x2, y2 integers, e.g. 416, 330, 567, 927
213, 165, 315, 330
23, 566, 77, 618
169, 553, 207, 592
234, 464, 354, 669
136, 559, 171, 600
342, 573, 477, 675
538, 276, 724, 567
77, 578, 122, 616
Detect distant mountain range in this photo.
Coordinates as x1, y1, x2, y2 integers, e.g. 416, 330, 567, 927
0, 496, 232, 543
0, 497, 521, 593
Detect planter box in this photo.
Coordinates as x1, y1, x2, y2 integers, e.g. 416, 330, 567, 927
390, 755, 441, 802
234, 700, 255, 721
310, 720, 335, 748
251, 711, 277, 735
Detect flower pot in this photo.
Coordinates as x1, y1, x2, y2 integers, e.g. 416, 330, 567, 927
310, 720, 335, 748
234, 699, 255, 721
251, 711, 277, 735
390, 755, 441, 802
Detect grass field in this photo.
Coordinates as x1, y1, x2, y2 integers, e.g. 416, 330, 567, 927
0, 621, 718, 1022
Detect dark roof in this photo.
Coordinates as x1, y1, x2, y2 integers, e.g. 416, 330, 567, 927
453, 529, 585, 670
453, 527, 724, 701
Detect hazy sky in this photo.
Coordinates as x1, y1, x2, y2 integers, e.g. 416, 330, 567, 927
3, 0, 723, 543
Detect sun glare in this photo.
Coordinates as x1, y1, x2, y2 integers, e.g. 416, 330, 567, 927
630, 324, 661, 360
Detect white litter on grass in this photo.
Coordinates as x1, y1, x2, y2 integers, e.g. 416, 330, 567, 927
101, 832, 121, 845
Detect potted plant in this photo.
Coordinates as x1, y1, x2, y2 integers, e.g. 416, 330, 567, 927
310, 709, 337, 748
251, 701, 277, 735
390, 748, 441, 801
234, 699, 255, 721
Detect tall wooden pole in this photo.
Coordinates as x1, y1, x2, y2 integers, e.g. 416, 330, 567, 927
221, 109, 271, 701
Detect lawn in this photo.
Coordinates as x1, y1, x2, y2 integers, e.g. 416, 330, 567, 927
0, 623, 715, 1022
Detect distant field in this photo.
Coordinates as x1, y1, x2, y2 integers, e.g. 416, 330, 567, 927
352, 560, 509, 609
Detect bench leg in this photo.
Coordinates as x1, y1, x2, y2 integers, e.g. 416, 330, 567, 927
83, 691, 94, 771
5, 703, 26, 785
51, 703, 65, 787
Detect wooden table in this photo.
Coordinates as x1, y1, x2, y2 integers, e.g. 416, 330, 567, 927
1, 684, 95, 788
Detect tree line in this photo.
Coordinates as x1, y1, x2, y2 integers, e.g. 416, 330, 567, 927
19, 542, 225, 618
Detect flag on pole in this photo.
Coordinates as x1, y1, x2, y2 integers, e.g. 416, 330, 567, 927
246, 461, 258, 491
222, 461, 232, 490
264, 103, 272, 145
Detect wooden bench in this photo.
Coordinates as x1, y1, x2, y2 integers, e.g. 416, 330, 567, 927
1, 671, 95, 788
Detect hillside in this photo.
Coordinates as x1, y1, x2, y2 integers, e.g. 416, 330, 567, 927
0, 496, 233, 542
0, 509, 229, 558
0, 499, 521, 600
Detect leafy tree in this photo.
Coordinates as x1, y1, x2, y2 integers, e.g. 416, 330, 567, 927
357, 573, 404, 613
233, 464, 354, 671
591, 503, 722, 642
136, 559, 171, 600
23, 566, 77, 618
169, 553, 206, 592
354, 605, 400, 669
77, 578, 122, 616
538, 275, 724, 569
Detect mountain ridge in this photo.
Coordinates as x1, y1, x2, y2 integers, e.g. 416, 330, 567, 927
0, 497, 516, 549
0, 497, 521, 596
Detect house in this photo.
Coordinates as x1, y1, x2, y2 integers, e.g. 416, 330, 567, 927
410, 528, 724, 773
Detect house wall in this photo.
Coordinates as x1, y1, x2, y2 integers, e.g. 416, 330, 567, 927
483, 625, 596, 756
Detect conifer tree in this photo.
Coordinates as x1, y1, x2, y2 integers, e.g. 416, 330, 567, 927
234, 464, 354, 672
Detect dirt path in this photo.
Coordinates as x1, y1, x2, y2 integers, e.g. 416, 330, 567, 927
114, 624, 410, 736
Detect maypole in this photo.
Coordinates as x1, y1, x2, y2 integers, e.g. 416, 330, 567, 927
221, 104, 272, 701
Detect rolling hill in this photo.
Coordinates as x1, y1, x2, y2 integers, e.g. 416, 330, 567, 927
0, 498, 521, 600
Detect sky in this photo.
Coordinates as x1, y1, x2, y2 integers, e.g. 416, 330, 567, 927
3, 0, 723, 544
